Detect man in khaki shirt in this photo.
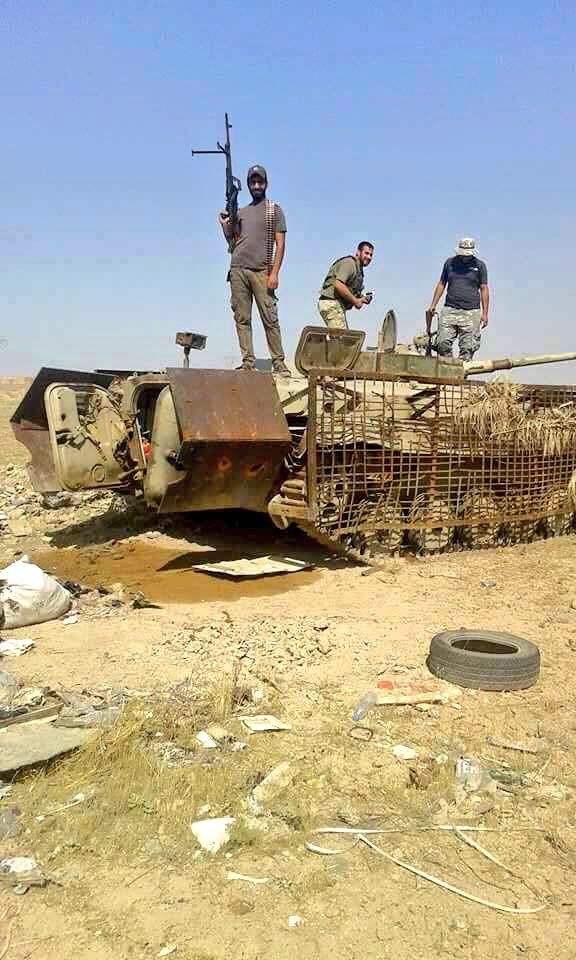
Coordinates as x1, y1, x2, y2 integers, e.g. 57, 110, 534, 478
219, 165, 290, 375
317, 242, 374, 329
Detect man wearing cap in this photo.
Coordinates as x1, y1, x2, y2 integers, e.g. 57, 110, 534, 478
219, 165, 290, 376
426, 238, 489, 360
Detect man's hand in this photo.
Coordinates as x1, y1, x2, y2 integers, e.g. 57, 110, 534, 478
267, 273, 279, 291
362, 292, 373, 305
481, 315, 489, 328
218, 212, 229, 227
353, 297, 365, 310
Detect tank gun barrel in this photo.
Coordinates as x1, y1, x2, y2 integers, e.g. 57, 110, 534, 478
463, 352, 576, 377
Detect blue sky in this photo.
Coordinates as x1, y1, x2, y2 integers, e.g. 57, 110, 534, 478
2, 0, 575, 382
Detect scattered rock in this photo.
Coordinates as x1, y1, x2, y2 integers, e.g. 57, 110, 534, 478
0, 725, 95, 774
141, 838, 163, 857
8, 518, 32, 538
288, 915, 304, 929
0, 856, 48, 893
392, 745, 418, 761
41, 493, 81, 510
408, 757, 434, 790
0, 807, 21, 840
190, 816, 235, 853
248, 762, 294, 813
229, 898, 255, 916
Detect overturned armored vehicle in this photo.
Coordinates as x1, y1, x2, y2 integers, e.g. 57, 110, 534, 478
11, 320, 576, 558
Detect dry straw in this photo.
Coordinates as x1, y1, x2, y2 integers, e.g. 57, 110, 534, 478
456, 380, 576, 456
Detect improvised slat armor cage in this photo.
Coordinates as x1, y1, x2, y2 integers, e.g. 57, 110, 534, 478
293, 372, 576, 555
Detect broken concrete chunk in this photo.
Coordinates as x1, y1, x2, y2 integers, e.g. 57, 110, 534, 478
392, 745, 418, 761
190, 816, 235, 853
0, 856, 48, 892
0, 725, 95, 774
248, 762, 294, 813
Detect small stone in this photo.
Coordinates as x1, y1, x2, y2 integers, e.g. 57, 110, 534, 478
288, 915, 303, 929
248, 762, 293, 813
229, 899, 254, 916
0, 807, 21, 840
376, 915, 389, 942
316, 637, 332, 656
8, 518, 32, 537
392, 744, 418, 761
141, 838, 163, 857
480, 579, 497, 588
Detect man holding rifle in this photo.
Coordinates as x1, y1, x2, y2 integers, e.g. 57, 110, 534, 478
426, 238, 489, 360
219, 165, 290, 376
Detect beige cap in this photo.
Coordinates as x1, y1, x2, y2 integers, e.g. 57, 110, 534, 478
455, 237, 478, 257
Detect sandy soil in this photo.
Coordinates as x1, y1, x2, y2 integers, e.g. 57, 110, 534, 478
1, 379, 576, 960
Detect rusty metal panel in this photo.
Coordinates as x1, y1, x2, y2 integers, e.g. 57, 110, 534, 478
307, 371, 576, 553
165, 369, 291, 450
158, 441, 289, 514
11, 424, 60, 492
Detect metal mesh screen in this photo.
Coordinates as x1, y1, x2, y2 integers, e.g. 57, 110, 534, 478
307, 372, 576, 552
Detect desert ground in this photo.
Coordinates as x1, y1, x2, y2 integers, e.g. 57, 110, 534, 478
1, 377, 575, 960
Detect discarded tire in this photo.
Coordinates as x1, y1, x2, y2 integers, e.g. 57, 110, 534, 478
426, 630, 540, 691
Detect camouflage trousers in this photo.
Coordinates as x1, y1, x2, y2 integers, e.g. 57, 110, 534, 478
437, 307, 482, 360
229, 268, 286, 366
317, 298, 348, 329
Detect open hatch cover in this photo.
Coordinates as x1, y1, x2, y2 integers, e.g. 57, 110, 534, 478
294, 326, 365, 376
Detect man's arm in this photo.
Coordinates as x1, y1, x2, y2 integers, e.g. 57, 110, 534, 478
428, 260, 449, 315
267, 232, 285, 290
480, 284, 489, 327
428, 281, 446, 314
333, 279, 365, 309
218, 212, 233, 243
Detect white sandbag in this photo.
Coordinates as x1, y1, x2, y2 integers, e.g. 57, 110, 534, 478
0, 556, 71, 629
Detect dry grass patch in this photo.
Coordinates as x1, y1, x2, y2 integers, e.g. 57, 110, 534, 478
17, 679, 296, 866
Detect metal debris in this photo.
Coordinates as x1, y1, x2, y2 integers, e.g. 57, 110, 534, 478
194, 556, 312, 579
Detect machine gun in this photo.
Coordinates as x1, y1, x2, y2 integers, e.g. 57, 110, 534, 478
191, 113, 241, 252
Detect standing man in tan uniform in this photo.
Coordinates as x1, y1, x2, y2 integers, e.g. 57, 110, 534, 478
219, 165, 290, 375
317, 242, 374, 329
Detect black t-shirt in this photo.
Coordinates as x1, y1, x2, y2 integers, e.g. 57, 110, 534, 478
440, 256, 488, 310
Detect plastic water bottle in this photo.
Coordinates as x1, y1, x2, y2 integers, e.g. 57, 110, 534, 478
352, 690, 378, 721
455, 756, 494, 793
